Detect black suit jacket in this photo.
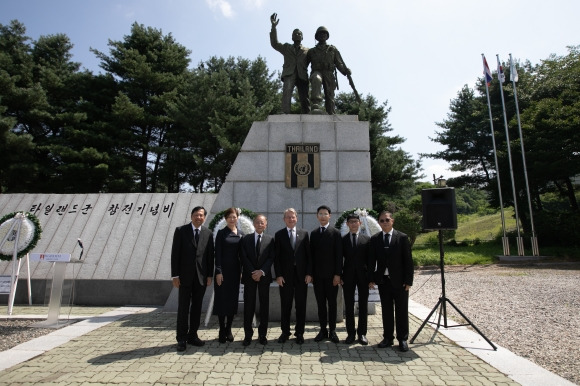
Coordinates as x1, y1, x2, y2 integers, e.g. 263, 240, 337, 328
341, 232, 371, 284
310, 226, 343, 279
274, 227, 311, 279
171, 223, 214, 287
240, 232, 275, 285
368, 229, 414, 288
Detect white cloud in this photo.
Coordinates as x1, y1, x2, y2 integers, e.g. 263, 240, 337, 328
206, 0, 235, 18
244, 0, 266, 8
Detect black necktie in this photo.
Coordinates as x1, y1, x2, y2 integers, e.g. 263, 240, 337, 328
289, 229, 294, 249
352, 233, 356, 247
320, 227, 325, 233
384, 233, 390, 247
194, 228, 199, 244
256, 234, 261, 257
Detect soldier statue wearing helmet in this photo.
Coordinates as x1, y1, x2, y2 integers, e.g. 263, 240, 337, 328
306, 26, 352, 114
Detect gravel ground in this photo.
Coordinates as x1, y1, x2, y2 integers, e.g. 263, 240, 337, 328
1, 264, 578, 384
410, 262, 580, 385
0, 319, 56, 351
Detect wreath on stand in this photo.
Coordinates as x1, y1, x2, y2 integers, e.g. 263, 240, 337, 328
334, 208, 381, 237
0, 212, 42, 261
208, 207, 257, 239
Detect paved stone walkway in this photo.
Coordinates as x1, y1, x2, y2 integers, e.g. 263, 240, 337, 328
0, 303, 572, 385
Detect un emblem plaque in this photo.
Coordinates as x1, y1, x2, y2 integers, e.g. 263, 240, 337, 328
285, 143, 320, 189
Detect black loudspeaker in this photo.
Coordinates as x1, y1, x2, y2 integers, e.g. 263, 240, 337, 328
421, 188, 457, 230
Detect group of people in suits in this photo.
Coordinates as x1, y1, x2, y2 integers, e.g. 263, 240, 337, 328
170, 206, 414, 353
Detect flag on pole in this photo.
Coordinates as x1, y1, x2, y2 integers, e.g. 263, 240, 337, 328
510, 57, 519, 82
497, 62, 506, 83
483, 56, 493, 85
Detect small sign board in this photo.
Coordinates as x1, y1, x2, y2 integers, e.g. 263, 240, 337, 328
29, 253, 71, 262
285, 143, 320, 189
0, 275, 11, 294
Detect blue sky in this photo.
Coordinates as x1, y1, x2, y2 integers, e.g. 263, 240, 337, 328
2, 0, 579, 182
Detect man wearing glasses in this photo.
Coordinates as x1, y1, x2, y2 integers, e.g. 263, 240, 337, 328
369, 211, 414, 352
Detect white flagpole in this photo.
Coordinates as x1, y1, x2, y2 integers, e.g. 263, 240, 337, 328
509, 53, 539, 256
496, 55, 524, 256
482, 54, 509, 255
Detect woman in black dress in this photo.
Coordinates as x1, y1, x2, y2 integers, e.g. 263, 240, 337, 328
214, 207, 244, 343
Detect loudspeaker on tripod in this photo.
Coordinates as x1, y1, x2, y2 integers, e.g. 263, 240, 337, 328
421, 188, 457, 230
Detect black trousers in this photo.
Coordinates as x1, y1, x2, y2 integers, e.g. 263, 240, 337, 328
243, 278, 270, 338
343, 276, 369, 336
378, 275, 409, 342
176, 279, 206, 342
279, 267, 308, 336
313, 276, 338, 331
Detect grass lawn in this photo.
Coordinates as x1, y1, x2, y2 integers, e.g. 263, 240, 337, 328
411, 209, 579, 266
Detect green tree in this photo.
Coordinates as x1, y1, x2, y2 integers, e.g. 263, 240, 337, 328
423, 85, 494, 188
92, 22, 191, 192
335, 93, 423, 205
520, 45, 580, 211
426, 49, 580, 244
168, 56, 279, 192
0, 20, 46, 192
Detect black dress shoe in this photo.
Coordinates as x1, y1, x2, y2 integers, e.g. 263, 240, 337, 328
314, 330, 328, 342
187, 337, 205, 347
329, 331, 339, 343
226, 332, 234, 342
399, 340, 409, 352
358, 335, 368, 345
242, 337, 252, 346
344, 335, 355, 344
277, 333, 290, 343
295, 334, 304, 344
378, 338, 394, 348
259, 335, 268, 345
176, 341, 186, 352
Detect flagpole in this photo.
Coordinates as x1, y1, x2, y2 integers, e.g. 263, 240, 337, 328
496, 54, 524, 256
509, 53, 539, 256
482, 54, 509, 255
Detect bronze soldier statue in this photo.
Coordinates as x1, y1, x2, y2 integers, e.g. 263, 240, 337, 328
270, 13, 310, 114
306, 26, 352, 115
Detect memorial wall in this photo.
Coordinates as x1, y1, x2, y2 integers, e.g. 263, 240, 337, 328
0, 192, 217, 305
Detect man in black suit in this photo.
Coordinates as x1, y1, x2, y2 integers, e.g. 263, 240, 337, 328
310, 205, 342, 343
369, 211, 414, 352
240, 214, 275, 346
341, 214, 371, 345
171, 206, 215, 352
274, 208, 312, 344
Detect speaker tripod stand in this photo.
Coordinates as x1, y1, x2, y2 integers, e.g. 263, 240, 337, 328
410, 230, 497, 350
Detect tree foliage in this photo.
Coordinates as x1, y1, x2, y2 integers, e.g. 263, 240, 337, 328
168, 56, 280, 192
1, 19, 420, 202
425, 46, 580, 244
335, 93, 423, 206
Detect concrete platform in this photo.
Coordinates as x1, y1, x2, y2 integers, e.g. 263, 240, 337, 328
0, 303, 573, 385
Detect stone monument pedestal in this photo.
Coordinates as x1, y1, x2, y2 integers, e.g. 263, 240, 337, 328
210, 114, 372, 230
202, 114, 373, 321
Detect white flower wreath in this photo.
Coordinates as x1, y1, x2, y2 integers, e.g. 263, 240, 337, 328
211, 211, 255, 241
337, 208, 381, 237
0, 212, 42, 260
